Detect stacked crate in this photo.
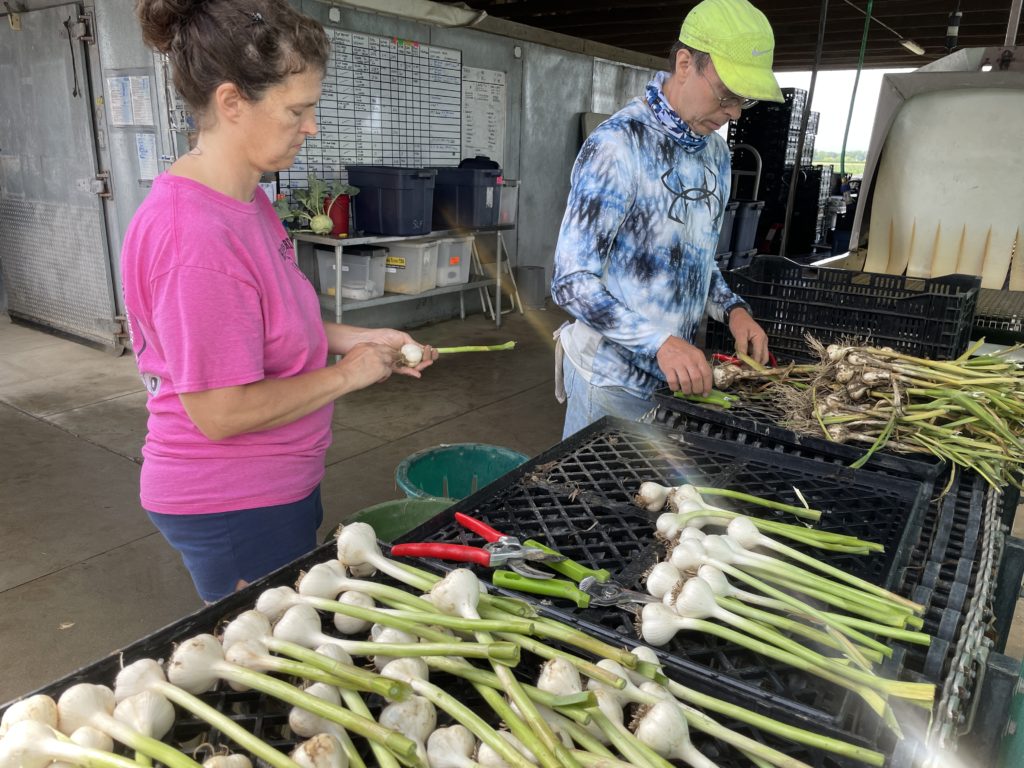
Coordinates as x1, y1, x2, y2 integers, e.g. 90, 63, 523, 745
727, 88, 828, 255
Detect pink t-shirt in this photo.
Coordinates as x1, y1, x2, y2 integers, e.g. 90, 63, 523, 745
121, 174, 331, 514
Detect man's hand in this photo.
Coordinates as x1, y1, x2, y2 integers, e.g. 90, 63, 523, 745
728, 308, 770, 365
657, 336, 713, 395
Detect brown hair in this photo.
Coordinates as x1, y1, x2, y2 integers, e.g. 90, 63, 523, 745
136, 0, 329, 120
668, 41, 710, 73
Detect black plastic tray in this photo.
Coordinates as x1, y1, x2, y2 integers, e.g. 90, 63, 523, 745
646, 397, 991, 685
396, 417, 933, 747
892, 471, 988, 682
649, 398, 999, 701
1, 537, 867, 768
706, 256, 981, 362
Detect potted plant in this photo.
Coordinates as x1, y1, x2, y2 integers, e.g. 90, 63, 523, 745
274, 173, 359, 237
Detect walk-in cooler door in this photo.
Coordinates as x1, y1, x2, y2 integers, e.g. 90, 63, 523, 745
0, 4, 119, 349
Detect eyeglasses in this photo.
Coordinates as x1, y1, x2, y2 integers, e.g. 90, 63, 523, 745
701, 70, 759, 110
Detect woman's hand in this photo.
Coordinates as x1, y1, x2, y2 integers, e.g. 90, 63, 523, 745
324, 323, 436, 377
365, 329, 438, 378
332, 342, 402, 389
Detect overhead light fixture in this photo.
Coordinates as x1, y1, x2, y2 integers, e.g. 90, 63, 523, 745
899, 39, 926, 56
841, 0, 927, 57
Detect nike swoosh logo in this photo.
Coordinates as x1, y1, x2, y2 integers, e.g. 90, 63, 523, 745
751, 49, 770, 56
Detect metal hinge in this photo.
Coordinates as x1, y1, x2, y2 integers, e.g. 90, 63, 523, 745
92, 171, 113, 200
74, 12, 94, 44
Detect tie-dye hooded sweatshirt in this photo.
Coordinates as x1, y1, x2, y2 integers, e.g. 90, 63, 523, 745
551, 73, 748, 398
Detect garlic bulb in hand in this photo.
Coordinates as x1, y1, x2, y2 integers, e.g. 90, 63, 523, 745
401, 343, 424, 367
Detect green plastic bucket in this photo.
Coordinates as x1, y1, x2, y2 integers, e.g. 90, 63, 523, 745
346, 497, 452, 542
395, 443, 530, 500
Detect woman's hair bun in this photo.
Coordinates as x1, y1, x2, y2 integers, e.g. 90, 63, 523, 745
135, 0, 205, 53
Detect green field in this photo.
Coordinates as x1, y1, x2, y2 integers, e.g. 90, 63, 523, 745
814, 150, 865, 178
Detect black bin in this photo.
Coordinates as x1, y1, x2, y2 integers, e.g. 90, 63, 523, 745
347, 166, 436, 236
716, 200, 739, 254
732, 200, 764, 252
431, 167, 502, 229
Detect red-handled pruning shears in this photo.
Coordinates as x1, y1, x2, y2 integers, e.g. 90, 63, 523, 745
712, 351, 778, 367
390, 512, 566, 579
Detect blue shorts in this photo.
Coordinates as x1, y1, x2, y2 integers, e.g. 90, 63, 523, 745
147, 486, 324, 603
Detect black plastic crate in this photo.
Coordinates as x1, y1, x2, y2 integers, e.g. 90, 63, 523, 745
397, 417, 934, 748
707, 256, 981, 362
649, 392, 945, 483
972, 287, 1024, 345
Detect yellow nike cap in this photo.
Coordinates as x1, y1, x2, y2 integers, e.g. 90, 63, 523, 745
679, 0, 784, 103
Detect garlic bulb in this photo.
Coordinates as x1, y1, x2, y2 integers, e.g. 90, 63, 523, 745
0, 694, 58, 736
645, 562, 682, 600
426, 724, 479, 768
114, 658, 167, 702
379, 695, 436, 767
167, 634, 230, 693
640, 602, 685, 646
288, 682, 342, 738
222, 610, 273, 650
429, 569, 482, 619
401, 343, 424, 367
633, 699, 719, 768
255, 586, 304, 622
477, 730, 536, 767
291, 733, 348, 768
536, 658, 582, 695
332, 591, 375, 635
297, 561, 349, 599
634, 482, 673, 512
379, 657, 429, 683
112, 690, 175, 740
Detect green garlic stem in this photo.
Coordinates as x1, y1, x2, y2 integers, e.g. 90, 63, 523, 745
694, 487, 822, 521
588, 709, 675, 768
213, 662, 419, 763
653, 676, 885, 767
470, 681, 554, 768
152, 680, 301, 768
338, 687, 399, 768
437, 341, 516, 353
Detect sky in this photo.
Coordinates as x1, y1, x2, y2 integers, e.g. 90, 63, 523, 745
771, 68, 914, 152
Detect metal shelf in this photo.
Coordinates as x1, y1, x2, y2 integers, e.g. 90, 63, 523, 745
294, 229, 511, 328
317, 277, 496, 313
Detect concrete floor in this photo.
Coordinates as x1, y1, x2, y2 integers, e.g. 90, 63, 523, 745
2, 305, 1022, 710
0, 306, 569, 704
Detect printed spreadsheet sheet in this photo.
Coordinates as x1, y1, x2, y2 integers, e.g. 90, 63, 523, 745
282, 30, 462, 190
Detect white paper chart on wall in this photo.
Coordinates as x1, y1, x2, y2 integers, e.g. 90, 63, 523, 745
462, 66, 506, 167
281, 30, 462, 190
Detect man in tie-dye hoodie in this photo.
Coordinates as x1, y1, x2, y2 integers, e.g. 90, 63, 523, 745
552, 0, 780, 438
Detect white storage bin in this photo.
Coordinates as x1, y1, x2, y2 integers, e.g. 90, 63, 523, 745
340, 250, 387, 300
384, 239, 439, 295
315, 249, 386, 300
498, 179, 519, 226
435, 235, 473, 287
316, 249, 339, 296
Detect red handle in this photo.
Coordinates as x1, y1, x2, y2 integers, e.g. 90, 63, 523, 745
390, 543, 491, 566
712, 352, 778, 367
454, 512, 505, 543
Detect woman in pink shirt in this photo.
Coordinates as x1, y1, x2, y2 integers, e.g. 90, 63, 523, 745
123, 0, 435, 602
